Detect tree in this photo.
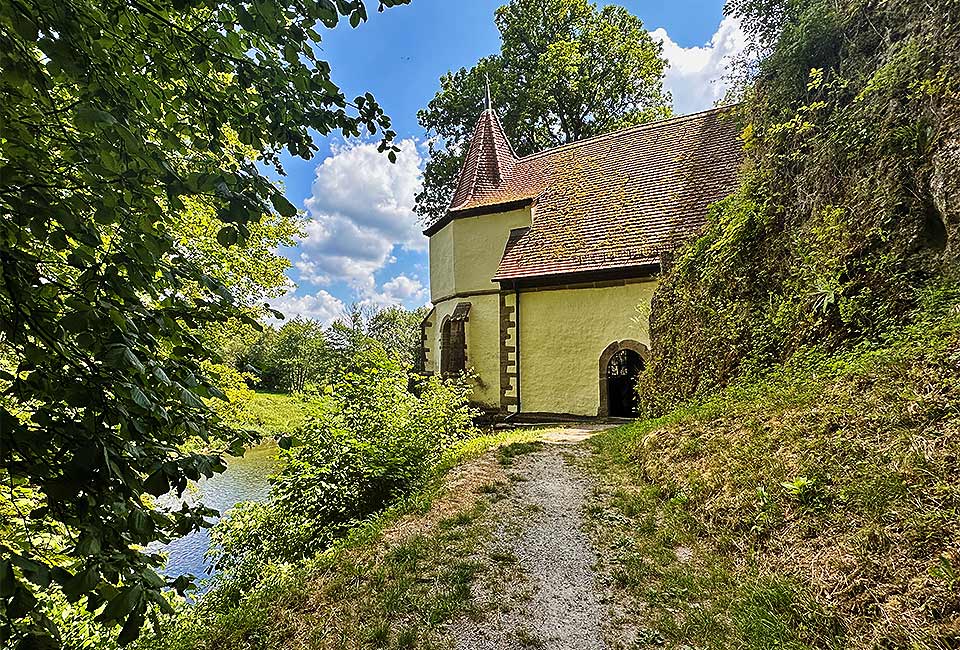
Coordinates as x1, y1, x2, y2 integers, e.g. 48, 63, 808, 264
0, 0, 407, 645
367, 305, 430, 366
327, 304, 427, 368
415, 0, 671, 222
272, 318, 329, 392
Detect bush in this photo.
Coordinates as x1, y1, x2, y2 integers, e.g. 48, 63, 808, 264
206, 342, 478, 591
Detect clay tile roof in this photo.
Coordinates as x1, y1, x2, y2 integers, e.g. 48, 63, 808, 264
424, 106, 743, 281
494, 107, 743, 281
447, 108, 519, 212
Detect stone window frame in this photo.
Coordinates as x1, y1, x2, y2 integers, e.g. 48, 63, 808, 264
439, 316, 467, 376
598, 340, 649, 417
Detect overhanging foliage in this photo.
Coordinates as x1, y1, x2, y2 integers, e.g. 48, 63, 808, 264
0, 0, 407, 645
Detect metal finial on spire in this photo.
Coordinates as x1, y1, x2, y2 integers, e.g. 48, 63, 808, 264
484, 73, 492, 111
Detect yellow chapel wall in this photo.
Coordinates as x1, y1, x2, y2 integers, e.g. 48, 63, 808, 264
430, 293, 501, 408
428, 208, 531, 302
517, 279, 659, 416
428, 224, 455, 301
426, 207, 532, 409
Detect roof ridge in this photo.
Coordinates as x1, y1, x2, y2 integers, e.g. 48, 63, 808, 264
516, 105, 737, 163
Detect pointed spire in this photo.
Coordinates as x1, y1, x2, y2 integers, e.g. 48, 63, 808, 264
447, 96, 518, 212
484, 73, 492, 111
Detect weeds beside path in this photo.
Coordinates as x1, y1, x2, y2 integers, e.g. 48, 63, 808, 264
154, 425, 629, 650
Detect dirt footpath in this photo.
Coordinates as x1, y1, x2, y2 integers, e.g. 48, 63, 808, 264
450, 426, 614, 650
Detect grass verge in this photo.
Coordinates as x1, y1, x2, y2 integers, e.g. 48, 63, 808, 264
229, 391, 318, 436
586, 306, 960, 649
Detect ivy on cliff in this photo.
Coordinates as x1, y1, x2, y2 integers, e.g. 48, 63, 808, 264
640, 0, 960, 415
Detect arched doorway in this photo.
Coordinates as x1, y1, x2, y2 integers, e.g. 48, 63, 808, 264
598, 340, 648, 418
606, 349, 643, 417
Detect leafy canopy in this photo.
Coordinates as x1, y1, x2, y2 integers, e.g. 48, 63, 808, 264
0, 0, 406, 645
238, 304, 428, 393
415, 0, 671, 222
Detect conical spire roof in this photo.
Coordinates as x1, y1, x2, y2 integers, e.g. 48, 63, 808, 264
447, 104, 518, 212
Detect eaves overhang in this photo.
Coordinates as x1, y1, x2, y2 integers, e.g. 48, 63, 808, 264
422, 198, 534, 237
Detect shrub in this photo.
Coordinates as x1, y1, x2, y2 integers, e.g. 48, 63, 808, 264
206, 342, 478, 590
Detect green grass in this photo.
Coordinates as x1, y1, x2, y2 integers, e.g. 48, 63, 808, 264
584, 306, 960, 649
495, 440, 544, 466
229, 391, 318, 436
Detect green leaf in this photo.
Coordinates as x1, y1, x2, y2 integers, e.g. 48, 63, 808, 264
117, 607, 146, 646
76, 106, 118, 126
97, 586, 142, 624
217, 225, 239, 247
270, 192, 298, 218
0, 560, 15, 597
76, 535, 101, 556
8, 586, 38, 619
62, 566, 100, 599
143, 470, 169, 497
129, 386, 152, 409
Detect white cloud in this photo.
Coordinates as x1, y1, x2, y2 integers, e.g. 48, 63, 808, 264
299, 138, 426, 295
381, 274, 429, 304
268, 289, 346, 325
357, 274, 430, 310
651, 16, 748, 115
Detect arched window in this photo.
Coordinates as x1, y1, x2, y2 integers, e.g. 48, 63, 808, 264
440, 317, 452, 374
439, 316, 466, 375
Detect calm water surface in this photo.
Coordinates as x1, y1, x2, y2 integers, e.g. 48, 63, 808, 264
156, 441, 279, 582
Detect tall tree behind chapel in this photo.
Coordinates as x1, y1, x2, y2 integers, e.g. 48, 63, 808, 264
415, 0, 672, 223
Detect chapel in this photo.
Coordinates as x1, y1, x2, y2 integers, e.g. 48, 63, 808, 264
420, 100, 742, 418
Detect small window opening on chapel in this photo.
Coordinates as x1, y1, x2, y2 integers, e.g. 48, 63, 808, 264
440, 303, 470, 375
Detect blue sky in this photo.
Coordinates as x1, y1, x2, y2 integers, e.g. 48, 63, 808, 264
270, 0, 746, 323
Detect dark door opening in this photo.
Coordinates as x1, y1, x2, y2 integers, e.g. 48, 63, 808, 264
606, 349, 643, 417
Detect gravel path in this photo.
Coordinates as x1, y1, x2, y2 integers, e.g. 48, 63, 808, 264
452, 428, 611, 650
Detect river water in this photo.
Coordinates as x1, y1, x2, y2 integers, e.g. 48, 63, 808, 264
156, 441, 279, 582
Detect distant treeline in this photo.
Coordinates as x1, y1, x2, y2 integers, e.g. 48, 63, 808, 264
227, 304, 428, 393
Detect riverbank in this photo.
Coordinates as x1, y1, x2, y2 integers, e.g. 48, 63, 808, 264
156, 441, 280, 582
156, 390, 318, 582
139, 428, 544, 650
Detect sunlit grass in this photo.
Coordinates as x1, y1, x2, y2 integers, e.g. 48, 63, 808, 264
584, 310, 960, 648
229, 391, 319, 436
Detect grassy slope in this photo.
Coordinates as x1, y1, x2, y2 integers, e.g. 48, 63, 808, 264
586, 301, 960, 648
229, 391, 318, 436
143, 430, 542, 650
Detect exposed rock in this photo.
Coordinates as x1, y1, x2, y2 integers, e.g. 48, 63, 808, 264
931, 109, 960, 257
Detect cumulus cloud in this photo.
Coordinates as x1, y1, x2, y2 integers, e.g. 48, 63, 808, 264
357, 274, 430, 310
299, 138, 426, 294
268, 289, 346, 325
382, 275, 428, 302
651, 16, 748, 115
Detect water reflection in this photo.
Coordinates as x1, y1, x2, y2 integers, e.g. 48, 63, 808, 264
155, 441, 279, 583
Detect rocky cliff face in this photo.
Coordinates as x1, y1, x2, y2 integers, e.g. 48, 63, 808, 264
635, 0, 960, 416
932, 106, 960, 259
